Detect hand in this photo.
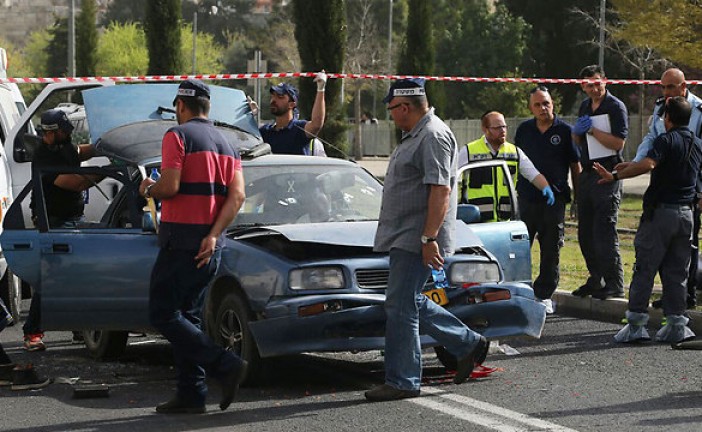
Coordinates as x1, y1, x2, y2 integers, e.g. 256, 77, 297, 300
421, 241, 444, 269
247, 96, 259, 116
195, 235, 217, 269
592, 162, 614, 184
573, 115, 593, 135
139, 178, 156, 197
613, 161, 631, 171
313, 70, 327, 92
542, 185, 555, 206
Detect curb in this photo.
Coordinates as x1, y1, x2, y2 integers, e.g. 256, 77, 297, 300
552, 289, 702, 335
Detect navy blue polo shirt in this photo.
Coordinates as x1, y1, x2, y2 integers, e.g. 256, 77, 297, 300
644, 126, 702, 207
260, 119, 310, 155
515, 116, 580, 201
577, 90, 628, 166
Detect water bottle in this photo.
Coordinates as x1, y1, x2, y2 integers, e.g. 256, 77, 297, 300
431, 267, 449, 289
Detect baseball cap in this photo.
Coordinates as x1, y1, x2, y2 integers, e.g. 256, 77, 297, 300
270, 83, 299, 103
39, 109, 74, 133
383, 78, 426, 104
173, 79, 211, 105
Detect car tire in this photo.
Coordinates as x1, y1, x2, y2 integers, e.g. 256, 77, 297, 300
210, 292, 261, 385
434, 346, 458, 371
83, 330, 129, 360
0, 269, 21, 324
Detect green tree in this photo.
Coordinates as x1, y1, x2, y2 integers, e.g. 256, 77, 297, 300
23, 30, 52, 78
145, 0, 183, 74
180, 24, 225, 74
46, 17, 69, 77
76, 0, 99, 76
96, 22, 148, 75
292, 0, 347, 157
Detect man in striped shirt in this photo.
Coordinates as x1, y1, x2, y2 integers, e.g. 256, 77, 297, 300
139, 79, 247, 414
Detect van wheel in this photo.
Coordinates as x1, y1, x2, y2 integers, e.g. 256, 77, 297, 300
0, 270, 21, 324
83, 330, 128, 360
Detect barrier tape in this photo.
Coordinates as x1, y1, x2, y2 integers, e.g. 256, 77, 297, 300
0, 72, 699, 86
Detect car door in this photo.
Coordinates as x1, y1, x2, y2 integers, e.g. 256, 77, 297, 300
458, 160, 531, 284
5, 164, 158, 331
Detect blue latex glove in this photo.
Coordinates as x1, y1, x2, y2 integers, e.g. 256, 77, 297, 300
573, 115, 592, 135
542, 185, 555, 206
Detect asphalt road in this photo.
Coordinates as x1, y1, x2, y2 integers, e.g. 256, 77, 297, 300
2, 308, 702, 432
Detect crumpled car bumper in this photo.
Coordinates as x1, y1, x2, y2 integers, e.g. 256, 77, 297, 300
249, 283, 546, 358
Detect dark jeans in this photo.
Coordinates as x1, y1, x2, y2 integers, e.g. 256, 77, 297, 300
22, 290, 42, 336
687, 204, 701, 302
519, 196, 566, 300
1, 298, 12, 364
149, 247, 243, 405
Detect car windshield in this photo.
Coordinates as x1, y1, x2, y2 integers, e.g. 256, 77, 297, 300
234, 163, 382, 226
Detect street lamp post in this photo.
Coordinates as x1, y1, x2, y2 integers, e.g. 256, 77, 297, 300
598, 0, 605, 69
386, 0, 393, 119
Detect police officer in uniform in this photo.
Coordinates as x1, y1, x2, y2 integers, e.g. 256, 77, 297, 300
618, 68, 702, 308
571, 65, 628, 300
458, 111, 555, 223
515, 86, 581, 314
595, 96, 702, 343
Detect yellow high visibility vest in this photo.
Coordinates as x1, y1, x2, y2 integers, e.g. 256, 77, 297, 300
463, 136, 519, 222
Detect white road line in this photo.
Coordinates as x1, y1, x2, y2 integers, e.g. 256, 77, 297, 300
413, 387, 580, 432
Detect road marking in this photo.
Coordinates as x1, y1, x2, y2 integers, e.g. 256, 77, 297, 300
411, 387, 580, 432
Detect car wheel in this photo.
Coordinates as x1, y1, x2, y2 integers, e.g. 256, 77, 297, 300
83, 330, 129, 360
210, 292, 261, 384
434, 346, 458, 371
0, 269, 21, 324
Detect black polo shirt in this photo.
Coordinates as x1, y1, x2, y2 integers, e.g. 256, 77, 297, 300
515, 116, 580, 201
577, 90, 628, 167
644, 126, 702, 207
30, 139, 84, 222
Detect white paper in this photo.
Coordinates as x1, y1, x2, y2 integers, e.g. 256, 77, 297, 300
586, 114, 616, 159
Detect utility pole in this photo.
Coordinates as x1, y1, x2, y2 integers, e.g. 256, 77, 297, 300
598, 0, 605, 69
386, 0, 393, 119
192, 12, 197, 74
68, 0, 76, 77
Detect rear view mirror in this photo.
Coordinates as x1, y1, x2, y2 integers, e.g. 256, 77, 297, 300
14, 133, 42, 163
457, 204, 481, 224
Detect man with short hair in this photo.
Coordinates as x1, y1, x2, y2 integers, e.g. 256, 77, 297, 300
258, 71, 328, 156
458, 111, 555, 223
619, 68, 702, 309
571, 65, 628, 300
139, 79, 248, 414
595, 96, 702, 343
515, 86, 581, 314
366, 78, 489, 402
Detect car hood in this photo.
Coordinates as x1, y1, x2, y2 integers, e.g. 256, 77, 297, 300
232, 221, 484, 250
83, 84, 262, 165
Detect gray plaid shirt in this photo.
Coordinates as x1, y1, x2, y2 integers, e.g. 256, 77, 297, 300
374, 108, 458, 255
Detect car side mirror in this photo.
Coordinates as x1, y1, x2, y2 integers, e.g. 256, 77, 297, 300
457, 204, 481, 224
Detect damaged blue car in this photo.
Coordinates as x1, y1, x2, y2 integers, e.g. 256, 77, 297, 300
1, 83, 545, 383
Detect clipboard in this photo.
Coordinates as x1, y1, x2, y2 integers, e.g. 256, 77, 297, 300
586, 114, 616, 159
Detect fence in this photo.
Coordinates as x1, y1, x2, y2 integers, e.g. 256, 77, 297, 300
349, 115, 647, 161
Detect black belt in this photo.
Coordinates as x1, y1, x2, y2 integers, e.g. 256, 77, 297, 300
655, 203, 691, 211
583, 155, 620, 172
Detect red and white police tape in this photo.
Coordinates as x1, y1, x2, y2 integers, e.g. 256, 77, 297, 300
0, 72, 698, 86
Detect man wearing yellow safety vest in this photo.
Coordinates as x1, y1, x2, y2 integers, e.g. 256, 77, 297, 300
458, 111, 555, 222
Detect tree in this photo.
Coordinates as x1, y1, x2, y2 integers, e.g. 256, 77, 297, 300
101, 0, 145, 26
145, 0, 183, 74
76, 0, 98, 76
180, 24, 225, 74
96, 22, 148, 75
610, 0, 702, 70
46, 17, 69, 77
292, 0, 347, 157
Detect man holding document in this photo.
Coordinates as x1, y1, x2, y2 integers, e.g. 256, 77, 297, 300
571, 65, 629, 301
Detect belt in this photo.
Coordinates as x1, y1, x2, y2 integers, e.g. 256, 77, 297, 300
655, 203, 691, 211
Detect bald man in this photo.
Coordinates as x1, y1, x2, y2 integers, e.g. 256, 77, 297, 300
617, 68, 702, 309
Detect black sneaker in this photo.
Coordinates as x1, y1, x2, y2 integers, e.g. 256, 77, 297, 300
454, 336, 489, 384
0, 363, 15, 387
155, 397, 206, 414
11, 364, 52, 391
592, 287, 625, 300
72, 332, 85, 345
572, 284, 594, 298
364, 384, 420, 402
219, 359, 248, 411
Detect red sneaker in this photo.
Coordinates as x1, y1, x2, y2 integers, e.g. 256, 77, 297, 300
23, 334, 46, 352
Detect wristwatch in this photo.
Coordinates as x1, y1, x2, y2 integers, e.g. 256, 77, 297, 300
144, 183, 156, 199
612, 170, 619, 181
421, 235, 437, 244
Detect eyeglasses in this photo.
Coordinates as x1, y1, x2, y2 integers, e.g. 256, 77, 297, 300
488, 125, 507, 131
387, 102, 408, 111
659, 83, 683, 91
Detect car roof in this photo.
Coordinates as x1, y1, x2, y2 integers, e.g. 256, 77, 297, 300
242, 154, 358, 167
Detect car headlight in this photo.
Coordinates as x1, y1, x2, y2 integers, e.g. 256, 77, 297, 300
450, 262, 500, 285
290, 267, 345, 290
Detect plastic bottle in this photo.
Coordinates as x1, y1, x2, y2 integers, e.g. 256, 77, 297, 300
430, 267, 449, 289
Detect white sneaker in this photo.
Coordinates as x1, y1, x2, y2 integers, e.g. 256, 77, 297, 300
539, 298, 555, 314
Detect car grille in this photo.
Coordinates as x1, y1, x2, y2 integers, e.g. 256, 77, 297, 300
355, 269, 433, 289
355, 269, 389, 289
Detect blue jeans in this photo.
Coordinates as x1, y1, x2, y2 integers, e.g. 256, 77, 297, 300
149, 247, 243, 405
384, 248, 481, 391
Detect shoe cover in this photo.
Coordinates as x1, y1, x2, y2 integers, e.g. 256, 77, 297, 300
614, 311, 651, 343
655, 314, 695, 343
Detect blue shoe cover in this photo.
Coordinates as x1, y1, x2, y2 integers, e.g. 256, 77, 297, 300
655, 315, 695, 343
614, 311, 651, 343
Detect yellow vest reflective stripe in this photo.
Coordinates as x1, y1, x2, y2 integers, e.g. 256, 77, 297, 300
463, 137, 519, 222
